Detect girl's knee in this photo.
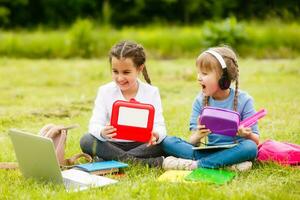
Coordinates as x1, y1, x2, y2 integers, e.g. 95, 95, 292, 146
161, 136, 181, 147
80, 134, 95, 153
242, 140, 258, 159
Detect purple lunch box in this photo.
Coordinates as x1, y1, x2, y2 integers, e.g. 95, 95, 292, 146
199, 107, 240, 137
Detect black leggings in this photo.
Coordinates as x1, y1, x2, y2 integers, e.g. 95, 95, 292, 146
80, 133, 165, 167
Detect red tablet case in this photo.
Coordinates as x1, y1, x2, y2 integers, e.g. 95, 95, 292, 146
110, 99, 155, 142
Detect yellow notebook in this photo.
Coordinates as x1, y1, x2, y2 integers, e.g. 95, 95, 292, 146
157, 170, 192, 183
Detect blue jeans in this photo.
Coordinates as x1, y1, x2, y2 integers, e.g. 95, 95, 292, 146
161, 136, 258, 169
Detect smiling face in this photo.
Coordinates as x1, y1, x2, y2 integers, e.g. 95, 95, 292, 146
111, 56, 143, 93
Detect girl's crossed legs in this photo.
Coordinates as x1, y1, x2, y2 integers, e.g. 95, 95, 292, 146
80, 133, 165, 167
161, 136, 257, 169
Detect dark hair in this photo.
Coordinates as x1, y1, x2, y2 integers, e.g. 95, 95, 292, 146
196, 45, 239, 111
109, 40, 151, 84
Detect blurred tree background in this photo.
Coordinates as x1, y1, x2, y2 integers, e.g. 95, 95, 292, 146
0, 0, 299, 58
0, 0, 299, 28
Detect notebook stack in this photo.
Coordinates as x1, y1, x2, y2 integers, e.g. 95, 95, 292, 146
158, 168, 236, 185
75, 160, 128, 176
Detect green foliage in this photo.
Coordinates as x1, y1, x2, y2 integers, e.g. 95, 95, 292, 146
0, 21, 300, 58
242, 21, 300, 58
1, 0, 300, 27
0, 31, 69, 58
69, 19, 95, 58
202, 17, 248, 48
102, 0, 111, 25
0, 6, 10, 25
0, 58, 300, 199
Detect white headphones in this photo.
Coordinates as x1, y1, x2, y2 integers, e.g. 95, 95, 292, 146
204, 49, 231, 90
205, 50, 227, 69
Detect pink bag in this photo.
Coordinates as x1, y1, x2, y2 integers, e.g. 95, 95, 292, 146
39, 124, 92, 167
258, 140, 300, 166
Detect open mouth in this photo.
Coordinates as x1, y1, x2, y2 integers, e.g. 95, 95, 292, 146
201, 84, 206, 90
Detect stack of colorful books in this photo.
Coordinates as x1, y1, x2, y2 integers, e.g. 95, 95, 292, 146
158, 168, 236, 185
75, 160, 128, 176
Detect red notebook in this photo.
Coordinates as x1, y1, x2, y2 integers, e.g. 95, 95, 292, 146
110, 99, 155, 142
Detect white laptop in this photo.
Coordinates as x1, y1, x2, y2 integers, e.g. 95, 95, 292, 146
8, 129, 117, 192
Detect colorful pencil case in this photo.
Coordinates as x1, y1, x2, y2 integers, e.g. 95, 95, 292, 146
199, 107, 267, 137
199, 107, 240, 137
240, 109, 267, 128
110, 98, 154, 142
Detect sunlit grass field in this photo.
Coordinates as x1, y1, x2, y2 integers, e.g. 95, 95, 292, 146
0, 58, 299, 199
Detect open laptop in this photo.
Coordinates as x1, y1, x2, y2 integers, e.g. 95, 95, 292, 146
8, 129, 117, 192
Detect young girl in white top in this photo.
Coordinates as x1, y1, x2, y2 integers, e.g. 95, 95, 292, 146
80, 41, 167, 167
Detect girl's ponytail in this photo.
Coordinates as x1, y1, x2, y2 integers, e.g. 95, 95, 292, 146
232, 56, 239, 111
142, 65, 151, 85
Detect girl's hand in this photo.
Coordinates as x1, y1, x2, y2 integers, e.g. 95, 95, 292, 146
196, 116, 211, 139
190, 125, 211, 145
147, 132, 159, 147
237, 125, 252, 138
197, 124, 211, 138
100, 125, 117, 140
40, 124, 64, 138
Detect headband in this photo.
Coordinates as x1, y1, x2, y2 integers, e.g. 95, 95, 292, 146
205, 50, 227, 69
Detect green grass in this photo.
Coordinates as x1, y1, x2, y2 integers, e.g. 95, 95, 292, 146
0, 58, 300, 199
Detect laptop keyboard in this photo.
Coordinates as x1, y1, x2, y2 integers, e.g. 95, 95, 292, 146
63, 178, 88, 190
61, 169, 118, 191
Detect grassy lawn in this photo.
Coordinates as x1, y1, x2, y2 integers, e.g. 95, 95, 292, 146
0, 58, 299, 199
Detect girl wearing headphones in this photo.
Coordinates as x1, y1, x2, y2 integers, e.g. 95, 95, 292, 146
161, 46, 259, 171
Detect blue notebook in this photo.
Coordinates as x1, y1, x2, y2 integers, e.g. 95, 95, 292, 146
75, 161, 128, 172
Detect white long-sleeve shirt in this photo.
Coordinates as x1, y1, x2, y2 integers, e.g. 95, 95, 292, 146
88, 79, 167, 143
